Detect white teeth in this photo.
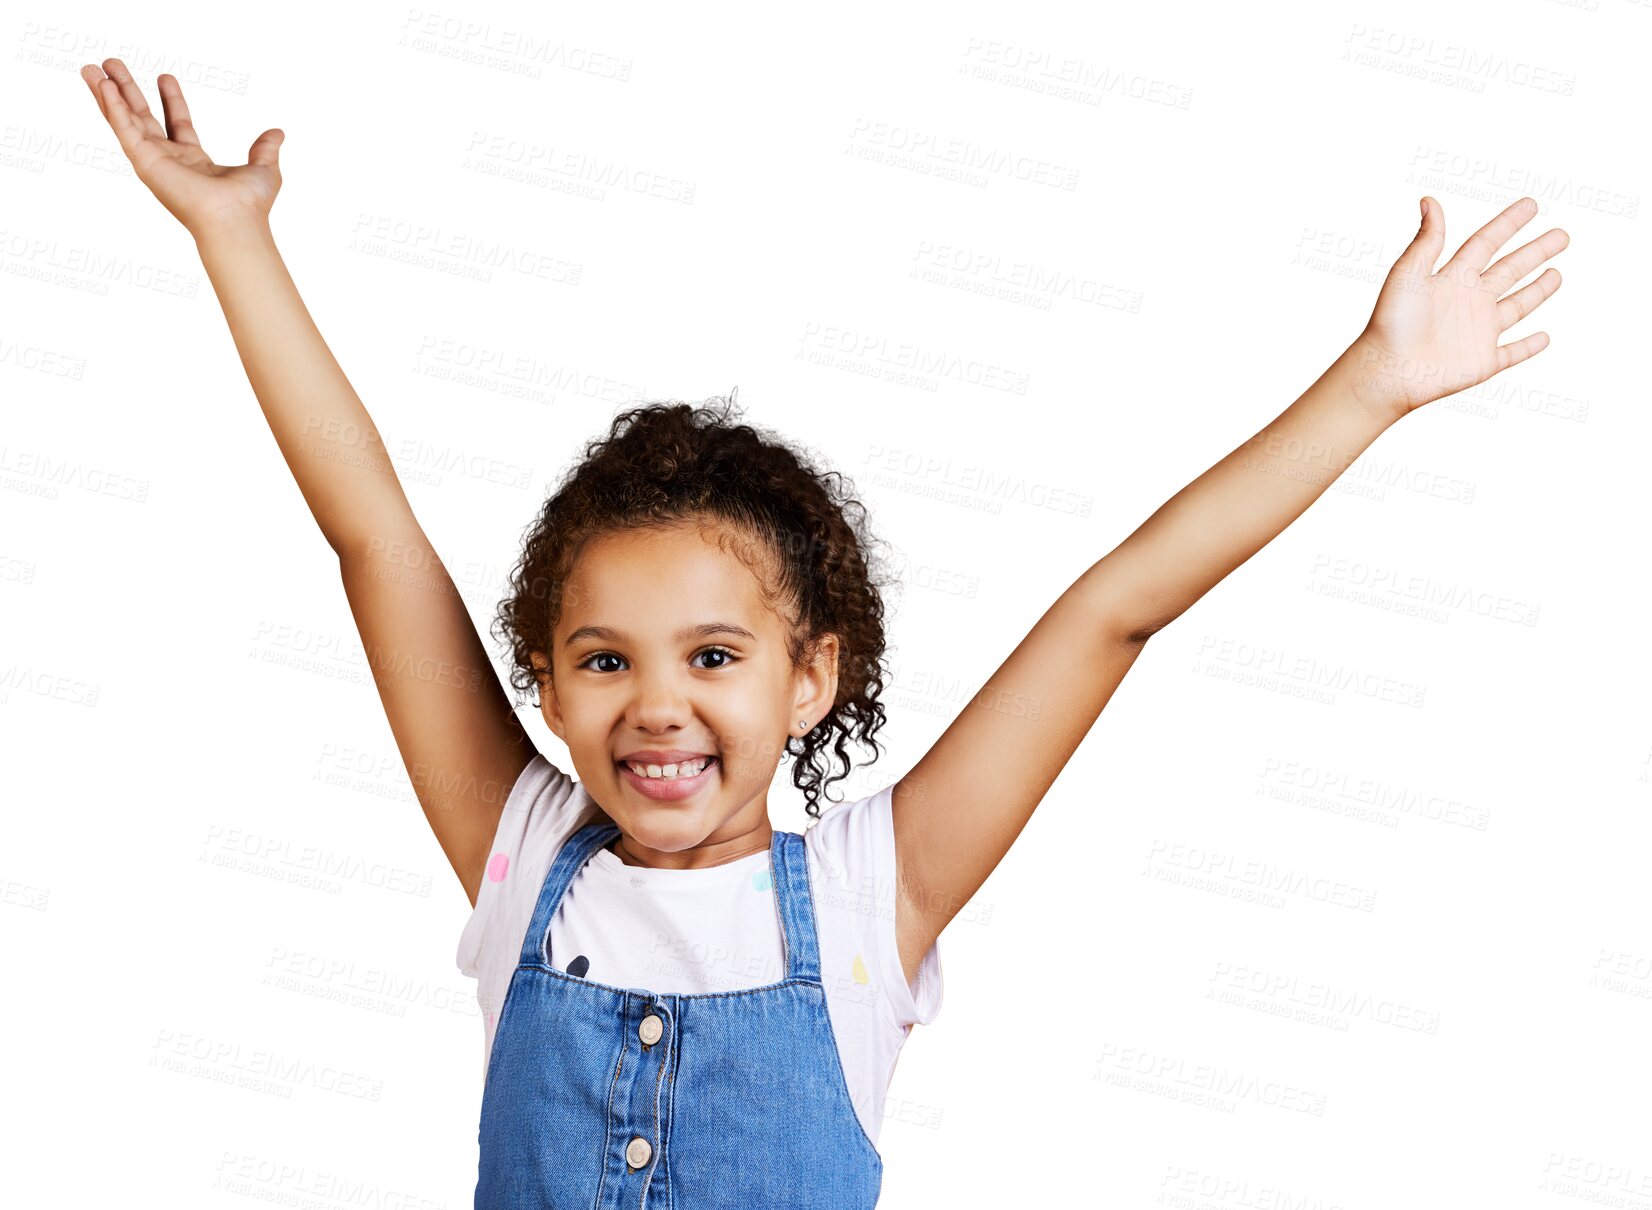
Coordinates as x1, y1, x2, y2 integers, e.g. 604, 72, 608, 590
625, 757, 711, 780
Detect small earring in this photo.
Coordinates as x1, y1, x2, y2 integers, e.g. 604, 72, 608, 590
798, 720, 810, 731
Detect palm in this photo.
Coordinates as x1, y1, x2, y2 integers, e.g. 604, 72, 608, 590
1350, 197, 1569, 418
131, 132, 278, 230
80, 59, 284, 235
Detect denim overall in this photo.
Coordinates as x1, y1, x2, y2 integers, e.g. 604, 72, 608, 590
474, 820, 884, 1208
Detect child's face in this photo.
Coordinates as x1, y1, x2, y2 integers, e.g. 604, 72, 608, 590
533, 520, 837, 861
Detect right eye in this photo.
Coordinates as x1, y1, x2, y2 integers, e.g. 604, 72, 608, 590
577, 652, 625, 673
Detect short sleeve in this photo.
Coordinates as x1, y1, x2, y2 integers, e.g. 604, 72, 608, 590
455, 753, 576, 979
806, 782, 944, 1032
870, 783, 943, 1029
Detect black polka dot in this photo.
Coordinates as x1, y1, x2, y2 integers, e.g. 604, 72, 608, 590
567, 955, 590, 978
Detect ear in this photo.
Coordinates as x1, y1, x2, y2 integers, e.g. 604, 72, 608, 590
793, 632, 841, 729
545, 692, 567, 741
530, 651, 567, 741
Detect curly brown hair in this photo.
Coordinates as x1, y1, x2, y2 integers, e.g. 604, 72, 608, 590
492, 391, 895, 819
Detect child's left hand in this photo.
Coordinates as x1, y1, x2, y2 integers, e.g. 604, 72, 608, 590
1343, 196, 1569, 424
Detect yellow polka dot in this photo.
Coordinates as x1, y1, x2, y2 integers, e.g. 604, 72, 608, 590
851, 954, 871, 985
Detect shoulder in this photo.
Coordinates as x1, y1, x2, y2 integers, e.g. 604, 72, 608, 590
456, 754, 599, 977
501, 754, 591, 830
491, 755, 607, 877
802, 781, 895, 882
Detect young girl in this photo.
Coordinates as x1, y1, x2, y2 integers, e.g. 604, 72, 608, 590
82, 59, 1569, 1207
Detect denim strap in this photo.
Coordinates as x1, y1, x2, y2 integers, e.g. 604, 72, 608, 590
518, 820, 620, 968
770, 829, 822, 984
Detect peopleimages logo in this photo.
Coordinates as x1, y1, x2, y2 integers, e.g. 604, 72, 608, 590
846, 118, 1080, 191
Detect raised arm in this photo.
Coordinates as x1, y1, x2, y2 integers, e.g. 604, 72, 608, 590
81, 60, 536, 907
888, 196, 1570, 984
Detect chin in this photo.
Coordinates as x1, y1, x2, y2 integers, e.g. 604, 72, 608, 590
607, 800, 709, 844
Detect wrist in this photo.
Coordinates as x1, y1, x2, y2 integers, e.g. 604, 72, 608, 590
190, 211, 276, 251
1333, 338, 1412, 429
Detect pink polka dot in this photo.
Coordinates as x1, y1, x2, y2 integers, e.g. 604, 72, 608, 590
487, 852, 510, 882
486, 1011, 495, 1028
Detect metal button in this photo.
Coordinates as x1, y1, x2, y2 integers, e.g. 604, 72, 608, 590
626, 1136, 652, 1168
639, 1014, 663, 1045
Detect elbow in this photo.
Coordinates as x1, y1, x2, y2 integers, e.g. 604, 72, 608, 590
1119, 615, 1171, 645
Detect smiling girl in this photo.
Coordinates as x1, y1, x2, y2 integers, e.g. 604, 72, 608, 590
82, 57, 1567, 1208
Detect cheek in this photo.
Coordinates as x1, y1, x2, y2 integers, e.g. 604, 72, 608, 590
714, 726, 791, 784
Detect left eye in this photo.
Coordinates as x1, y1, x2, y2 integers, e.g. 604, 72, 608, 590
694, 647, 738, 670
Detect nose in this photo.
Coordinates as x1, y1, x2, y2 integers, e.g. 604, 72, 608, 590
624, 667, 695, 734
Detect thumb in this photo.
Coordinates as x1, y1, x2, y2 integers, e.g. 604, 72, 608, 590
1395, 195, 1443, 276
248, 128, 284, 171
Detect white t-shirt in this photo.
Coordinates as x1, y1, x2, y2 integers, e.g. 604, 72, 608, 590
456, 755, 943, 1148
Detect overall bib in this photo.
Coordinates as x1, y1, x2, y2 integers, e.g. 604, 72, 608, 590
474, 820, 884, 1208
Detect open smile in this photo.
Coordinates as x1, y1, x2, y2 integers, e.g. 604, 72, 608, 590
615, 756, 719, 801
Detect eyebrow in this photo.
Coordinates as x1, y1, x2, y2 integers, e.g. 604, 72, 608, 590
562, 621, 759, 648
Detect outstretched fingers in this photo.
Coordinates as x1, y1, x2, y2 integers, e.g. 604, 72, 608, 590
1495, 330, 1550, 374
1442, 196, 1539, 279
1497, 267, 1562, 330
81, 66, 145, 158
1482, 226, 1570, 297
99, 59, 166, 141
154, 74, 202, 147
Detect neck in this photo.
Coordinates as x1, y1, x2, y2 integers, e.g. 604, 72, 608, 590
608, 822, 774, 870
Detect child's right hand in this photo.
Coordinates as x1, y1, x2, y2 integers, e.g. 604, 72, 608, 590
80, 59, 284, 238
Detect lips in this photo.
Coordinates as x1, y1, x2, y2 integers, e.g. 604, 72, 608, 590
616, 755, 719, 802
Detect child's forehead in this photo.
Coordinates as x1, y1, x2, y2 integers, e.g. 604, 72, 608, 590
559, 523, 784, 633
572, 522, 763, 579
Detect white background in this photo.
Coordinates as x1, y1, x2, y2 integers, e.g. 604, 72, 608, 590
4, 1, 1648, 1206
